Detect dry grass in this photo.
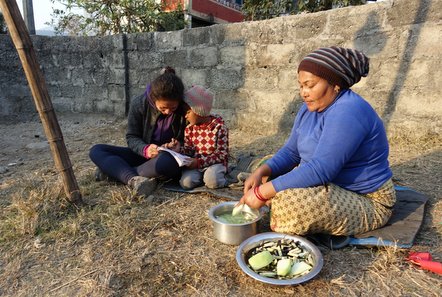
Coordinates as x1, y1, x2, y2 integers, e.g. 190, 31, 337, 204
0, 114, 441, 296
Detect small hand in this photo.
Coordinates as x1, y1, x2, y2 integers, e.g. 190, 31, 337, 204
186, 158, 199, 169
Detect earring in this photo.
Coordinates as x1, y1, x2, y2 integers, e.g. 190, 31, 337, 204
334, 86, 340, 93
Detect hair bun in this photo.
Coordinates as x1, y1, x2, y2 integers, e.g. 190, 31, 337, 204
161, 66, 176, 75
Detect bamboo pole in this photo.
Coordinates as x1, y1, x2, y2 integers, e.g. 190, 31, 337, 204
0, 0, 83, 205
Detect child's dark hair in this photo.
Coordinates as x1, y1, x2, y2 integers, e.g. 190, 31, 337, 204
149, 67, 184, 102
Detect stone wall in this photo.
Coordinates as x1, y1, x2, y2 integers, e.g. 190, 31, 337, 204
0, 0, 441, 139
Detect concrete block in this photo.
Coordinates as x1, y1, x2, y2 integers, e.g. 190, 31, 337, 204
190, 47, 218, 67
411, 25, 442, 58
110, 34, 124, 51
0, 35, 14, 51
183, 27, 210, 46
154, 31, 183, 49
53, 97, 75, 112
211, 108, 235, 127
70, 68, 86, 87
82, 85, 109, 101
278, 69, 297, 91
74, 101, 94, 113
220, 46, 245, 66
246, 44, 296, 67
283, 13, 327, 41
95, 99, 115, 113
386, 0, 424, 27
396, 91, 442, 118
59, 85, 79, 99
220, 23, 247, 46
128, 51, 163, 70
181, 69, 209, 87
108, 85, 126, 101
243, 68, 279, 90
106, 68, 124, 85
210, 67, 243, 90
126, 32, 154, 51
130, 67, 161, 87
246, 18, 286, 44
113, 101, 126, 116
214, 89, 251, 110
82, 52, 107, 69
101, 53, 125, 68
164, 50, 188, 68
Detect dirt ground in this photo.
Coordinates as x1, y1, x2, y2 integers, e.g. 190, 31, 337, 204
0, 113, 441, 296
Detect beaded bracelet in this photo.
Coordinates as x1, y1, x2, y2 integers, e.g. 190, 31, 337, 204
254, 186, 268, 202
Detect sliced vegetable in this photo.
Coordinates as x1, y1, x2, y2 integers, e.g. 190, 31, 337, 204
248, 250, 274, 270
289, 261, 312, 276
277, 258, 292, 276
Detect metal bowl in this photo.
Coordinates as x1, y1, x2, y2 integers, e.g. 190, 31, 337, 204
236, 232, 324, 285
208, 201, 262, 245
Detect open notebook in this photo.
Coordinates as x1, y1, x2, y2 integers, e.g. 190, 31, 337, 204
157, 147, 192, 167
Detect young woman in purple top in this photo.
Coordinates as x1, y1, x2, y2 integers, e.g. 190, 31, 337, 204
89, 67, 187, 197
239, 47, 396, 247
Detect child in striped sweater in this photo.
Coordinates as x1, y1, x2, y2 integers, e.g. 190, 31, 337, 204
166, 85, 229, 189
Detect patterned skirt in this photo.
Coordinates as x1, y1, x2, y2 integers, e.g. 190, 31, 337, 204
270, 179, 396, 236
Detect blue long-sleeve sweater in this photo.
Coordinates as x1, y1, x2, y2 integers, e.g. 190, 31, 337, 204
267, 89, 392, 194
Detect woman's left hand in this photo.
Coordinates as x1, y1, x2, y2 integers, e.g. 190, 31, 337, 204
239, 182, 276, 209
239, 187, 267, 209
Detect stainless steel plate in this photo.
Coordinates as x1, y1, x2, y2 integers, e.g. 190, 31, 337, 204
236, 232, 324, 285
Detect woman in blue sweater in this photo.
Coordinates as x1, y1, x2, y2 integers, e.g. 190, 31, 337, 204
240, 47, 396, 240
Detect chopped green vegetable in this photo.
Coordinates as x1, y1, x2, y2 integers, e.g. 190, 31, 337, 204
289, 261, 312, 276
277, 258, 292, 276
248, 250, 274, 270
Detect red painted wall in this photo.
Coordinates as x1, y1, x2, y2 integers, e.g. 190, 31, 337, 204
192, 0, 244, 23
162, 0, 244, 23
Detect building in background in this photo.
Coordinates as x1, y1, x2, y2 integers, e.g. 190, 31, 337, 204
161, 0, 244, 28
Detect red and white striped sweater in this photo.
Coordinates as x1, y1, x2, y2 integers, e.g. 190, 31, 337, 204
181, 115, 229, 169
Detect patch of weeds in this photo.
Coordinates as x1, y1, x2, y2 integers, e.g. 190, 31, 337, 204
0, 176, 77, 244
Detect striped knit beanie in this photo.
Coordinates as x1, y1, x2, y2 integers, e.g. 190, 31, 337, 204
298, 46, 369, 89
184, 85, 214, 117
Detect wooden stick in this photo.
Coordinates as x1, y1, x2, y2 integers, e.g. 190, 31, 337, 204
0, 0, 83, 205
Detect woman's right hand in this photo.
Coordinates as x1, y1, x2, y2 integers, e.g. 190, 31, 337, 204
243, 164, 272, 195
146, 144, 159, 159
163, 138, 180, 152
243, 171, 263, 194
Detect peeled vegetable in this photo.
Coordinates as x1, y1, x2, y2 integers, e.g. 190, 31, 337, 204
277, 258, 292, 276
232, 203, 258, 220
232, 203, 244, 216
248, 250, 274, 270
289, 261, 312, 276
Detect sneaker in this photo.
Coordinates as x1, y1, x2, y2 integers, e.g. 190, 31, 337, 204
237, 172, 251, 182
95, 168, 110, 181
128, 176, 158, 198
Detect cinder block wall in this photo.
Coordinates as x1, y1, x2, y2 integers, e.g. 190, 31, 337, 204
1, 0, 441, 140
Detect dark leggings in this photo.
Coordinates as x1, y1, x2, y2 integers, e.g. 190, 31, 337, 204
89, 144, 182, 184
